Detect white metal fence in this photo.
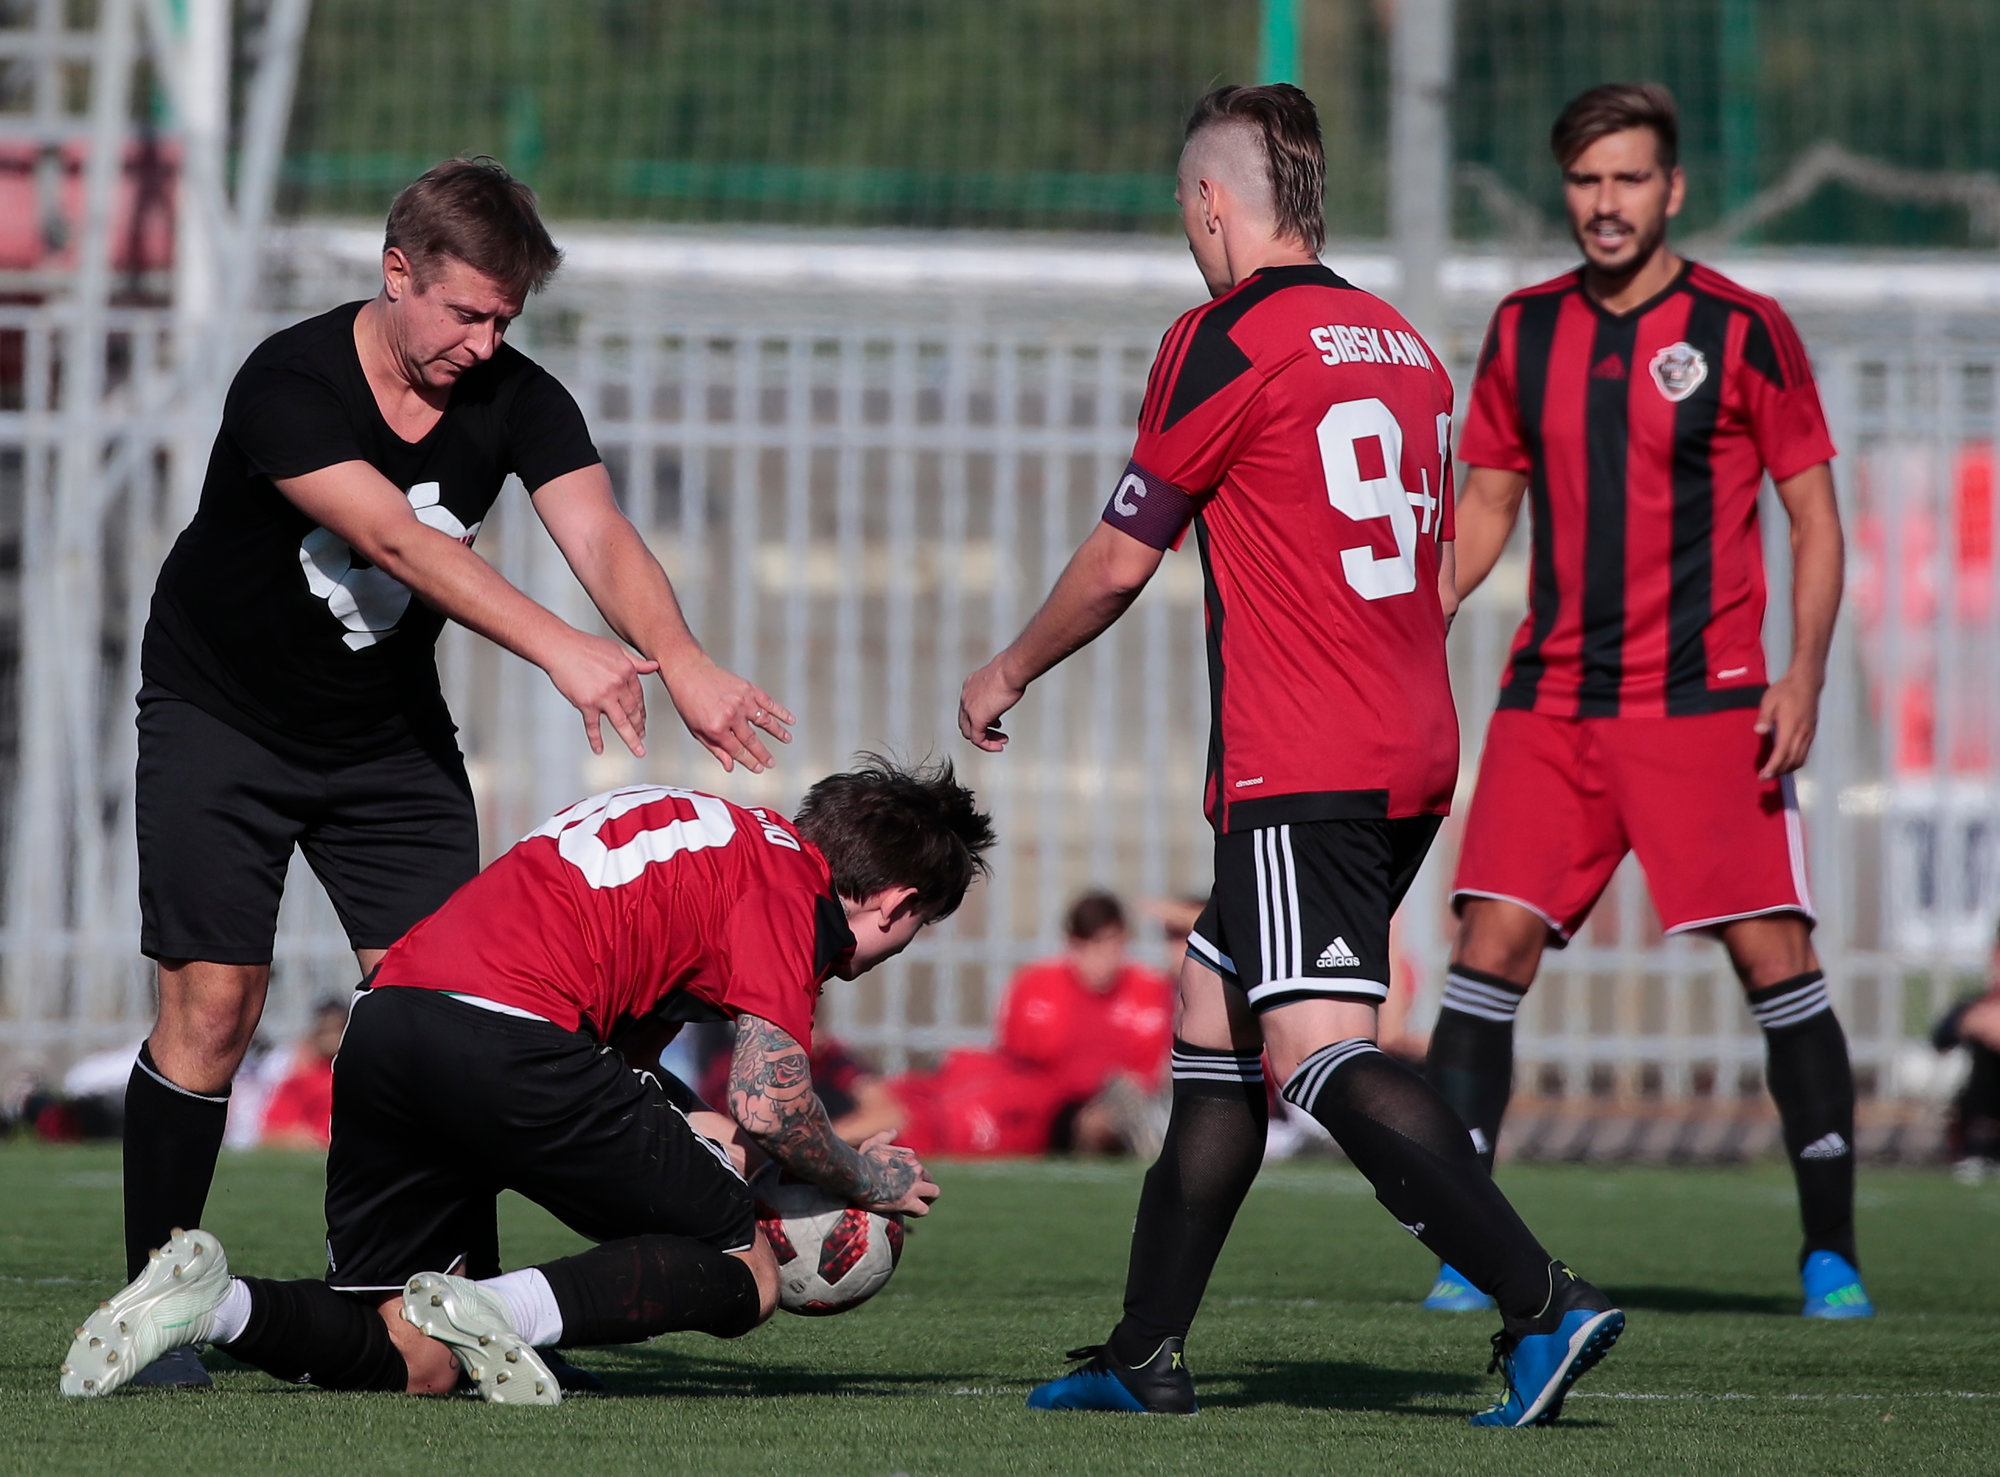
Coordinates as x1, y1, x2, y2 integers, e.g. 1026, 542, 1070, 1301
0, 232, 1995, 1105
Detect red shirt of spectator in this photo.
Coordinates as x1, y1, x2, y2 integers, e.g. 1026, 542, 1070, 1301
997, 958, 1173, 1102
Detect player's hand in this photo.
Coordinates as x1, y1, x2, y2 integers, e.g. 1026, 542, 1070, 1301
546, 629, 659, 757
662, 655, 794, 773
855, 1131, 940, 1217
1754, 669, 1822, 779
958, 659, 1024, 753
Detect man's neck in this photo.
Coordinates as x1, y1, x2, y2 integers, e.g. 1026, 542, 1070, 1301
1219, 238, 1319, 295
1582, 243, 1684, 315
354, 296, 447, 412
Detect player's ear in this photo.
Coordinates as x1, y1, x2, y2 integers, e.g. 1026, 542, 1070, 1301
382, 246, 415, 301
879, 885, 925, 926
1665, 165, 1686, 219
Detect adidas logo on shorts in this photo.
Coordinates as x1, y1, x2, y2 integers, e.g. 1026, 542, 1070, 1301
1315, 937, 1361, 970
1799, 1132, 1850, 1160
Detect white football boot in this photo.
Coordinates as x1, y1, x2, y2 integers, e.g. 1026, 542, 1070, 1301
60, 1229, 231, 1397
401, 1271, 561, 1406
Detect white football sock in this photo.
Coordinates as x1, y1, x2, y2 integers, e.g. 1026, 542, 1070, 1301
480, 1268, 564, 1347
209, 1277, 254, 1345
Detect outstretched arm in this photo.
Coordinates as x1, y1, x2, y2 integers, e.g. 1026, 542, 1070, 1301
727, 1014, 938, 1216
278, 461, 657, 758
959, 521, 1164, 751
534, 465, 794, 773
1756, 461, 1843, 779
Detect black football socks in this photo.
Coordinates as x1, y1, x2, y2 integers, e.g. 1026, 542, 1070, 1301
220, 1278, 409, 1391
122, 1042, 230, 1279
1748, 971, 1859, 1267
1107, 1041, 1267, 1367
535, 1234, 762, 1345
1424, 964, 1529, 1173
1282, 1039, 1557, 1323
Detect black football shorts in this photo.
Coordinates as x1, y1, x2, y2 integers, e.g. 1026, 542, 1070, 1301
135, 685, 479, 962
1186, 816, 1442, 1013
324, 986, 756, 1292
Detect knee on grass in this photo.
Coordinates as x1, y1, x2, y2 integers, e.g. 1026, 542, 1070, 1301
376, 1295, 461, 1395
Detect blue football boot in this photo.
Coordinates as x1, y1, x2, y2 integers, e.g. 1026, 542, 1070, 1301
1424, 1262, 1498, 1312
1469, 1262, 1624, 1427
1026, 1337, 1197, 1414
1801, 1250, 1874, 1319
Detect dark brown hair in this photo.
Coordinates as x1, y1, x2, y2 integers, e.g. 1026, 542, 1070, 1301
1065, 891, 1127, 942
1184, 84, 1326, 255
1550, 83, 1680, 171
383, 157, 562, 299
794, 754, 995, 919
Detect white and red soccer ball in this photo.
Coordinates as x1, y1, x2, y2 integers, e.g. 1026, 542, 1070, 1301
751, 1165, 904, 1315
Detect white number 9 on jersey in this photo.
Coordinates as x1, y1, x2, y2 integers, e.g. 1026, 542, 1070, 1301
1315, 397, 1446, 601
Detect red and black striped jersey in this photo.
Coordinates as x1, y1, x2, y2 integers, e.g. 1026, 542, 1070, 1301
1100, 263, 1458, 832
1460, 261, 1835, 718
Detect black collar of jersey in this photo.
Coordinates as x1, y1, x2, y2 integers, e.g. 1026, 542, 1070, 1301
1244, 261, 1354, 294
1575, 256, 1694, 322
814, 893, 859, 980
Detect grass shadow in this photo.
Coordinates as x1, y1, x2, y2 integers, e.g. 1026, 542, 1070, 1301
1197, 1357, 1482, 1416
1601, 1283, 1795, 1316
571, 1346, 987, 1400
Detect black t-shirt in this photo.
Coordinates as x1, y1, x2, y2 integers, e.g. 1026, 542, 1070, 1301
142, 301, 600, 763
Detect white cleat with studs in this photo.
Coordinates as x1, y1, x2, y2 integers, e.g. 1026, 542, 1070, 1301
60, 1228, 231, 1397
400, 1271, 561, 1405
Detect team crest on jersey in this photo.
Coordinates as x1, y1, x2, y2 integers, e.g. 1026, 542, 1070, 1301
1649, 341, 1709, 402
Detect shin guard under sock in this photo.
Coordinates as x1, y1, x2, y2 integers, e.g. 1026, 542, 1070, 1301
1749, 971, 1859, 1267
1283, 1039, 1556, 1323
536, 1235, 761, 1344
1108, 1041, 1267, 1365
219, 1278, 409, 1391
1425, 965, 1528, 1173
122, 1043, 230, 1279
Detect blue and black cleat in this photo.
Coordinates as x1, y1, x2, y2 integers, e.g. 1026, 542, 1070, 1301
1424, 1262, 1497, 1312
1800, 1250, 1874, 1319
1026, 1337, 1197, 1414
1469, 1263, 1624, 1427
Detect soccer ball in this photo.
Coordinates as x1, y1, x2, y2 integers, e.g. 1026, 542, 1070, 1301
750, 1165, 904, 1316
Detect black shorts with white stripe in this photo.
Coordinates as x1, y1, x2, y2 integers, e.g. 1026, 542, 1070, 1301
1186, 816, 1442, 1014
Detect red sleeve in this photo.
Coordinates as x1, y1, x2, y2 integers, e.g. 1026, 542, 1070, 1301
1457, 304, 1530, 474
717, 887, 825, 1051
997, 964, 1073, 1068
1437, 363, 1458, 541
1739, 303, 1836, 482
1104, 306, 1271, 553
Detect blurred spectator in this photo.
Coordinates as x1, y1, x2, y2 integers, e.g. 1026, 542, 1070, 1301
888, 891, 1173, 1158
256, 999, 350, 1150
1934, 921, 2000, 1183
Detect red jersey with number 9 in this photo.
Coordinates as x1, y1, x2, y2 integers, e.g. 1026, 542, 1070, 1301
1101, 263, 1458, 832
369, 785, 856, 1049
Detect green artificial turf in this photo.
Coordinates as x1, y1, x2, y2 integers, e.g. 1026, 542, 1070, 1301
3, 1144, 1997, 1475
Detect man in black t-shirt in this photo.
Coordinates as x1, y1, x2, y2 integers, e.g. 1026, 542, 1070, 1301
124, 159, 792, 1386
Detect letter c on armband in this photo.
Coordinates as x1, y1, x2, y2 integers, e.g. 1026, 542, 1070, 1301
1113, 473, 1148, 517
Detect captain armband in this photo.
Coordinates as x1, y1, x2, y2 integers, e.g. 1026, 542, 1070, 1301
1100, 459, 1199, 551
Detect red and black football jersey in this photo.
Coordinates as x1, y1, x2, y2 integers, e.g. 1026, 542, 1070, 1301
1460, 261, 1836, 718
1102, 263, 1458, 832
370, 785, 856, 1049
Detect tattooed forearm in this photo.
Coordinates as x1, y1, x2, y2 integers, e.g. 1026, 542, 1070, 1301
728, 1015, 917, 1205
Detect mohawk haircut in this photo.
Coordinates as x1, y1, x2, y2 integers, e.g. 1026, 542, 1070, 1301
1184, 83, 1327, 256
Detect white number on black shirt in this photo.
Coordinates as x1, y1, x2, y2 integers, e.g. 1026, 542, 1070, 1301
298, 481, 483, 651
1315, 398, 1447, 601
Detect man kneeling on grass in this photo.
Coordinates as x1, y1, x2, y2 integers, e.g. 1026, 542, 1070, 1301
62, 756, 992, 1404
